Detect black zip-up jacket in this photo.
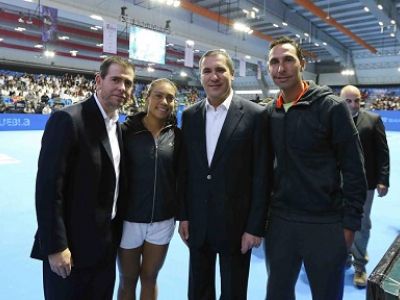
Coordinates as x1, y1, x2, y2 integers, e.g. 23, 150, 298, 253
122, 112, 182, 223
265, 81, 367, 231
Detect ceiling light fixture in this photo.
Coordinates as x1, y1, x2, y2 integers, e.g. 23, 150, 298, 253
34, 44, 43, 48
90, 15, 103, 21
44, 50, 55, 58
341, 69, 355, 76
323, 42, 327, 46
70, 50, 78, 56
377, 4, 383, 10
180, 71, 188, 77
282, 22, 288, 26
364, 7, 370, 12
233, 22, 253, 34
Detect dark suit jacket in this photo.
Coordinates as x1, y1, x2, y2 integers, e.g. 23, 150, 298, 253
355, 110, 390, 189
179, 95, 271, 254
31, 96, 125, 268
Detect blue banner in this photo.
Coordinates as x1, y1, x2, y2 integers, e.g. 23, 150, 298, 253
0, 114, 128, 131
374, 110, 400, 132
1, 109, 399, 132
0, 114, 49, 131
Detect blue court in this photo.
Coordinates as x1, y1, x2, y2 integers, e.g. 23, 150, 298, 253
1, 130, 399, 299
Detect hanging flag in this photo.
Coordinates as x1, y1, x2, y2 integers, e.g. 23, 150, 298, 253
41, 6, 58, 43
257, 61, 263, 80
103, 22, 118, 54
184, 40, 194, 68
239, 58, 246, 77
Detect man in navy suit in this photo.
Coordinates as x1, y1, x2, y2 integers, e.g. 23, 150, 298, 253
31, 56, 135, 299
178, 49, 271, 299
341, 85, 390, 288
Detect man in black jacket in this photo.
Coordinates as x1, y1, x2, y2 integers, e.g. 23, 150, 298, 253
31, 56, 134, 299
264, 36, 367, 300
178, 49, 270, 299
340, 85, 390, 288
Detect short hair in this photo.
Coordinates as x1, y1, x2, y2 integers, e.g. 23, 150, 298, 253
99, 56, 135, 79
144, 78, 178, 100
199, 49, 235, 75
340, 85, 361, 97
269, 36, 304, 62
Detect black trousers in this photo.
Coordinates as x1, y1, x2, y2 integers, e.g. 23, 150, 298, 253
264, 216, 348, 300
42, 257, 116, 300
188, 243, 251, 300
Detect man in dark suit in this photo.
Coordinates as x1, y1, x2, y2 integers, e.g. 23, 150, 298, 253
340, 85, 390, 288
178, 49, 270, 299
31, 56, 135, 299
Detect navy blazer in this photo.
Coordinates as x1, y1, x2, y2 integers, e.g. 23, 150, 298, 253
31, 96, 125, 268
178, 95, 271, 254
355, 110, 390, 189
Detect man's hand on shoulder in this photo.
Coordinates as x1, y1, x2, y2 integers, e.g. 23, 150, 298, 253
48, 248, 73, 279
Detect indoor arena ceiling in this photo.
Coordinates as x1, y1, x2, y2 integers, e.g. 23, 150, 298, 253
188, 0, 400, 63
0, 0, 400, 74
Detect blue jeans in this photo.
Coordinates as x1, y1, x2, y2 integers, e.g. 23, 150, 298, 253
351, 189, 374, 272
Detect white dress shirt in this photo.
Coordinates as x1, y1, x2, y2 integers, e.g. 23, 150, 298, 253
205, 90, 233, 166
94, 94, 120, 219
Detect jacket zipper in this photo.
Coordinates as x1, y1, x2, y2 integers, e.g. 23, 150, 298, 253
150, 137, 159, 224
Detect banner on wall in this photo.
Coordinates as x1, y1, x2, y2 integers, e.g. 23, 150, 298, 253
103, 22, 118, 54
1, 112, 399, 132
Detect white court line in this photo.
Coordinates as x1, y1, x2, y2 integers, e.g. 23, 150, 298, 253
0, 153, 20, 165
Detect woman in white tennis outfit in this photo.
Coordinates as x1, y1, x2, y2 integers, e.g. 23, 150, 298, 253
117, 78, 182, 300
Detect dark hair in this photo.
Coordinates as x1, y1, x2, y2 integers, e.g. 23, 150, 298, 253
199, 49, 235, 75
269, 36, 304, 62
144, 78, 178, 101
99, 56, 135, 78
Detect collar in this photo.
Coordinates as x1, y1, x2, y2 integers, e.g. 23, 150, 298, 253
205, 89, 233, 111
276, 81, 309, 109
94, 93, 119, 123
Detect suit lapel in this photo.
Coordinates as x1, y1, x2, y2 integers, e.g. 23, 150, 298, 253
86, 96, 114, 165
193, 100, 208, 167
356, 110, 365, 127
210, 97, 243, 168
